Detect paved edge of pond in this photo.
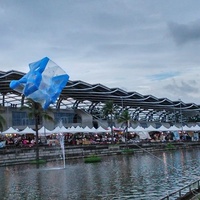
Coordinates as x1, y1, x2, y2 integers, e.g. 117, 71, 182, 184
0, 141, 200, 167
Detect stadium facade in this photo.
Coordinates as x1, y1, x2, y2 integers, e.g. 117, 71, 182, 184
1, 70, 200, 131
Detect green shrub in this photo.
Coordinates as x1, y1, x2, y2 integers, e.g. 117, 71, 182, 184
122, 148, 134, 154
166, 143, 175, 150
30, 159, 47, 164
84, 155, 101, 163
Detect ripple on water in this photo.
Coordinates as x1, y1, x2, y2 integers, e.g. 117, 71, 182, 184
1, 149, 200, 199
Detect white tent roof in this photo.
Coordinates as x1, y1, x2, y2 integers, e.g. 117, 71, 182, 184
68, 126, 84, 133
51, 126, 69, 134
59, 126, 69, 133
137, 131, 151, 140
107, 126, 123, 132
67, 126, 109, 133
38, 126, 52, 136
82, 126, 93, 133
90, 127, 98, 132
168, 125, 180, 131
19, 126, 35, 135
134, 126, 146, 132
182, 125, 191, 131
145, 125, 157, 132
67, 126, 76, 133
127, 127, 135, 132
1, 127, 19, 135
157, 125, 169, 132
126, 126, 146, 132
189, 125, 200, 131
95, 126, 110, 133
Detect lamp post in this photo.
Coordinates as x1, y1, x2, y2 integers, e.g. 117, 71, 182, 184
120, 97, 124, 110
173, 107, 176, 125
179, 99, 183, 133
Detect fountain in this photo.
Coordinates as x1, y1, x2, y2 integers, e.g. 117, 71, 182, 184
43, 120, 66, 170
58, 133, 66, 168
57, 120, 66, 169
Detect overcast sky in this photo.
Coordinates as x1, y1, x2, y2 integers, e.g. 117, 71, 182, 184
1, 0, 200, 104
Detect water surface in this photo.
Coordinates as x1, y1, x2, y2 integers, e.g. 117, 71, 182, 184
0, 148, 200, 200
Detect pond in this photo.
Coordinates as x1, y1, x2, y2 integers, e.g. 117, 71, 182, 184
0, 148, 200, 200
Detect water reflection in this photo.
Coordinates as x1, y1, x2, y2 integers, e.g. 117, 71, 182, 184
0, 148, 200, 200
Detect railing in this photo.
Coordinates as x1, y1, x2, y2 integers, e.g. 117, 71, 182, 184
160, 179, 200, 200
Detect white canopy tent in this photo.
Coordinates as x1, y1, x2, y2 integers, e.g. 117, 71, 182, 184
136, 131, 151, 140
134, 126, 146, 132
38, 126, 52, 136
82, 126, 93, 133
145, 125, 157, 132
67, 126, 83, 134
95, 126, 110, 133
190, 125, 200, 131
90, 127, 98, 133
127, 127, 135, 132
107, 126, 123, 132
1, 127, 19, 135
51, 126, 69, 134
157, 125, 170, 132
182, 125, 191, 131
19, 126, 35, 135
66, 126, 110, 134
168, 125, 180, 131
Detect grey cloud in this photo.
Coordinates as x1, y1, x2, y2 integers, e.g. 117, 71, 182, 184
168, 20, 200, 45
1, 0, 200, 105
164, 79, 199, 96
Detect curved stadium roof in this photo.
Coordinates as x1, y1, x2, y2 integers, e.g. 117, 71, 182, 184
0, 70, 200, 123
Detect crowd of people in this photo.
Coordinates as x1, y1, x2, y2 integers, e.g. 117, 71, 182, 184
0, 130, 198, 148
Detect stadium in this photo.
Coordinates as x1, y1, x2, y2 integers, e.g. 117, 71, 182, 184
0, 70, 200, 131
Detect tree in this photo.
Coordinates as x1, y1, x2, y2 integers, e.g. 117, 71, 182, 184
0, 114, 6, 132
21, 98, 54, 162
118, 109, 131, 147
102, 101, 119, 144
